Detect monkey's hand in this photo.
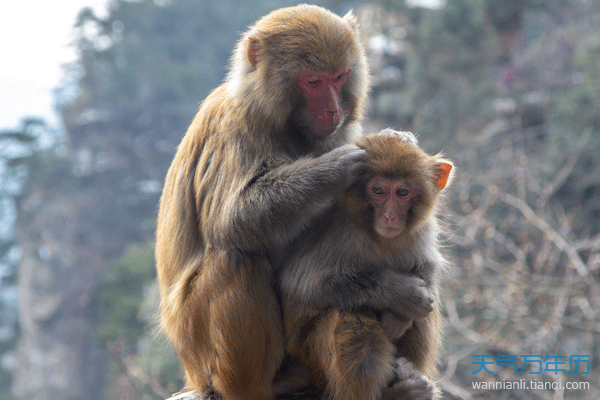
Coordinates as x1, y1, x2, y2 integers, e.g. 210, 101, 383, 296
382, 357, 435, 400
380, 311, 412, 340
392, 275, 435, 320
375, 128, 418, 145
316, 144, 366, 190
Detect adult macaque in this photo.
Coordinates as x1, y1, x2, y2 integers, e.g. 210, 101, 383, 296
278, 131, 454, 400
155, 5, 370, 400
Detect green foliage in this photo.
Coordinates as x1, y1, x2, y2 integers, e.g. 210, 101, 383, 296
93, 243, 156, 345
137, 283, 183, 390
94, 244, 183, 397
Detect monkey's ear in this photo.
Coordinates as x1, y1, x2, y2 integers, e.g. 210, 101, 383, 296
435, 162, 453, 190
343, 10, 359, 31
247, 37, 261, 68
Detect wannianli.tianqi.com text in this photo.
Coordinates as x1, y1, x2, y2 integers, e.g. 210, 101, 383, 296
472, 379, 591, 391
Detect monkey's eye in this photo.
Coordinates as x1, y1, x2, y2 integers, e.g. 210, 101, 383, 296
397, 188, 410, 197
334, 70, 350, 82
372, 186, 386, 196
307, 78, 322, 86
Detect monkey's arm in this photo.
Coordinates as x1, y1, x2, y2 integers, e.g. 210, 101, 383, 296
321, 268, 434, 320
378, 259, 439, 339
280, 249, 434, 321
214, 144, 366, 251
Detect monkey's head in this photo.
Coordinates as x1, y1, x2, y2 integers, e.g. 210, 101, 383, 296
344, 132, 453, 240
226, 4, 369, 140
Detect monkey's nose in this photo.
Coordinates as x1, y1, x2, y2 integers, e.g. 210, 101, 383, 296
328, 109, 342, 126
383, 214, 396, 224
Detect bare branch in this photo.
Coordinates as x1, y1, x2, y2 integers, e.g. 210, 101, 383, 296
496, 190, 590, 277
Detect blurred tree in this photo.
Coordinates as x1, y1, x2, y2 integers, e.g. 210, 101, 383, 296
0, 118, 55, 400
92, 243, 155, 345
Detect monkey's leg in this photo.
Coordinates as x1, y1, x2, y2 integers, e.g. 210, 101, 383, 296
179, 251, 285, 400
298, 310, 396, 400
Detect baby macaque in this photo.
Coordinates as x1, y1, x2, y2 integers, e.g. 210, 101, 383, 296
278, 130, 453, 400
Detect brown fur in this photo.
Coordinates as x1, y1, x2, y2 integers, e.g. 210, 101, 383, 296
156, 5, 369, 400
278, 131, 453, 400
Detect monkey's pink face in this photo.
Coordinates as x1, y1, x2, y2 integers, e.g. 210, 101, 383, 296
296, 68, 350, 136
367, 177, 415, 239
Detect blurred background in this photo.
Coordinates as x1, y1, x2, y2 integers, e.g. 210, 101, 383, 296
1, 0, 599, 399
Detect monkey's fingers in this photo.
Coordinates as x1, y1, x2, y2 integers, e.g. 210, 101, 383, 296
375, 128, 418, 145
320, 143, 367, 188
395, 277, 435, 320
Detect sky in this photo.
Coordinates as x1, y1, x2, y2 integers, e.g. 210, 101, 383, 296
0, 0, 110, 131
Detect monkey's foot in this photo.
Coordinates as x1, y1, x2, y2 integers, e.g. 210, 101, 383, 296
382, 377, 434, 400
166, 388, 221, 400
381, 358, 435, 400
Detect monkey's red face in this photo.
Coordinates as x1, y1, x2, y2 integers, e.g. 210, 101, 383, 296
367, 177, 415, 239
296, 68, 350, 136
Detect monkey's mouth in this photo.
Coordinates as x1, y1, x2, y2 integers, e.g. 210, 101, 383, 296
313, 122, 342, 137
376, 226, 401, 239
